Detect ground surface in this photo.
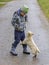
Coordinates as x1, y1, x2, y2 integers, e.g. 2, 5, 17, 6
0, 0, 49, 65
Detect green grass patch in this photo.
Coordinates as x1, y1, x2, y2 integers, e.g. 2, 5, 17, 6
0, 3, 5, 7
0, 0, 12, 7
37, 0, 49, 20
0, 0, 12, 2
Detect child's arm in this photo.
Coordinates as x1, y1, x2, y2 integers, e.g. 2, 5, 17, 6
11, 12, 19, 28
25, 15, 28, 22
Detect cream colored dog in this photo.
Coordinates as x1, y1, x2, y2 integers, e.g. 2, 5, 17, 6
21, 31, 40, 57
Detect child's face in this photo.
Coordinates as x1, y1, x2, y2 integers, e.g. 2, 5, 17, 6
20, 11, 25, 16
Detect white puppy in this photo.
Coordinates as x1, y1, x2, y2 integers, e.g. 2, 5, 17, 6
21, 31, 40, 57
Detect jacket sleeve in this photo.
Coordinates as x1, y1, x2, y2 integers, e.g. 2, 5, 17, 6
25, 15, 28, 22
11, 12, 19, 28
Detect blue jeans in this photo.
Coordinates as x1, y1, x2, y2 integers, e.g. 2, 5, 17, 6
12, 30, 27, 50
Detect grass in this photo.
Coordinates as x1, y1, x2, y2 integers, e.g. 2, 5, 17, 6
0, 0, 12, 7
0, 0, 12, 2
37, 0, 49, 20
0, 4, 5, 7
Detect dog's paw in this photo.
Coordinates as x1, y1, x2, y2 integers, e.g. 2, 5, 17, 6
20, 42, 26, 45
33, 55, 37, 59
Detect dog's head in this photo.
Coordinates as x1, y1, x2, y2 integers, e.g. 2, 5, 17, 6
27, 31, 34, 37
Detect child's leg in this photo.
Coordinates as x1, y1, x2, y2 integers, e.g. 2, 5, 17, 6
10, 30, 21, 56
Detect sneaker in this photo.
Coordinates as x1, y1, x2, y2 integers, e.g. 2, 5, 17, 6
23, 48, 30, 55
10, 47, 18, 56
10, 51, 18, 56
23, 51, 30, 55
33, 55, 37, 58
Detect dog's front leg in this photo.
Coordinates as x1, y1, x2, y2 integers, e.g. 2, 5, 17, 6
20, 40, 27, 45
